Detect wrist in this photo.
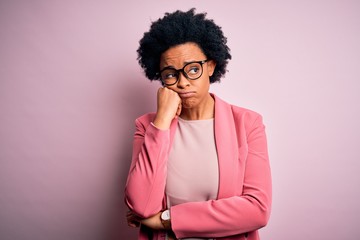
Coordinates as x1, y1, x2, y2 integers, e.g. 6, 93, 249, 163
160, 209, 171, 230
153, 115, 172, 130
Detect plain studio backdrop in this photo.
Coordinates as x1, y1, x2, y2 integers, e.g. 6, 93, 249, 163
0, 1, 359, 239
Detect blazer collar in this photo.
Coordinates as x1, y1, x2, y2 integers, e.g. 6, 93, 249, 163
169, 93, 238, 199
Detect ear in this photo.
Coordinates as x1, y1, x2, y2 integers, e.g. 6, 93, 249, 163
206, 60, 216, 77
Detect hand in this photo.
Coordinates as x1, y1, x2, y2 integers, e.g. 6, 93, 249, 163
153, 87, 181, 130
126, 210, 164, 230
126, 210, 141, 228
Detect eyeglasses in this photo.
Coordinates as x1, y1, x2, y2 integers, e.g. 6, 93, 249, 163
159, 60, 208, 86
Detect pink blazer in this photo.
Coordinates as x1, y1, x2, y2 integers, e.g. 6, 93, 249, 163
125, 94, 272, 240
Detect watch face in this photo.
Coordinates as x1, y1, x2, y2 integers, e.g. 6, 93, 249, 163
161, 210, 170, 221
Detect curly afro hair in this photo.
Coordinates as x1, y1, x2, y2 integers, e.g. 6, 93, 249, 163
137, 8, 231, 83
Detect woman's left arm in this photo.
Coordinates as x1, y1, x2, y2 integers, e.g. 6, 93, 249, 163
170, 115, 272, 239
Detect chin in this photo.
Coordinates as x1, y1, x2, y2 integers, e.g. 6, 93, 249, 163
181, 98, 197, 109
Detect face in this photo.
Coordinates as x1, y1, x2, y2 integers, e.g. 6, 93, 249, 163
159, 42, 216, 109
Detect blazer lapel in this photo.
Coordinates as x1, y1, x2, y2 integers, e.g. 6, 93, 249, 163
213, 94, 239, 199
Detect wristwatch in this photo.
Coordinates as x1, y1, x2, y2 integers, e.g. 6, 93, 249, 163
160, 209, 171, 229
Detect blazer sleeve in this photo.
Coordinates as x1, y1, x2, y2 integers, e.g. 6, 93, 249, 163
124, 117, 170, 218
171, 114, 272, 239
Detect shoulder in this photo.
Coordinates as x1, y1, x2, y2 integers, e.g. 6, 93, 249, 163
230, 105, 264, 134
230, 105, 262, 122
213, 94, 264, 130
213, 94, 263, 122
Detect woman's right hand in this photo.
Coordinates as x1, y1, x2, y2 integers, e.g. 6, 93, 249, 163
153, 87, 181, 130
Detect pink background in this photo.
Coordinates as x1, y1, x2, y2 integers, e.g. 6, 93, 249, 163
1, 1, 359, 239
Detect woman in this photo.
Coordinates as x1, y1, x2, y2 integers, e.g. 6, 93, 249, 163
125, 9, 271, 240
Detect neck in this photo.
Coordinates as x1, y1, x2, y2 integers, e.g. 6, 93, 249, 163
180, 94, 215, 120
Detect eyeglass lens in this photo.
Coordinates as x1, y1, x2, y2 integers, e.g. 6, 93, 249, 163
161, 62, 203, 85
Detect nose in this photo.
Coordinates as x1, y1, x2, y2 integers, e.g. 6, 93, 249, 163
176, 72, 190, 88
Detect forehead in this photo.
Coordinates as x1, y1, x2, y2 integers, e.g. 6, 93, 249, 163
160, 42, 206, 68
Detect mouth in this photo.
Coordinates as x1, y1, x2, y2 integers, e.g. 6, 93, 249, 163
178, 91, 196, 98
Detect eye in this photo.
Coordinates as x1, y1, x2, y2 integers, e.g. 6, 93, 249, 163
162, 70, 178, 79
188, 66, 199, 74
166, 73, 176, 79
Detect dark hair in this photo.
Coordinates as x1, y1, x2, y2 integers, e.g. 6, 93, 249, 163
137, 8, 231, 83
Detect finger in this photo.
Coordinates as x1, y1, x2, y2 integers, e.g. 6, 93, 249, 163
126, 211, 133, 217
127, 215, 137, 222
128, 221, 140, 228
158, 86, 165, 94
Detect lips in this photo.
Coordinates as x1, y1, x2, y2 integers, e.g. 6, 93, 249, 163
178, 91, 196, 98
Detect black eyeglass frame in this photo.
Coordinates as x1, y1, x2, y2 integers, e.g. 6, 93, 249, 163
159, 59, 208, 86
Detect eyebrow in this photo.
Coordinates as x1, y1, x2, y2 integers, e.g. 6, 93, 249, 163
161, 60, 199, 70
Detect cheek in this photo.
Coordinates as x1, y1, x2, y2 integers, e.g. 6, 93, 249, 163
199, 79, 211, 91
